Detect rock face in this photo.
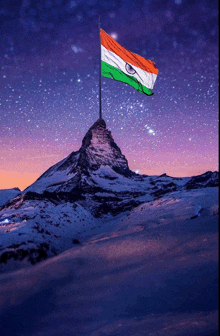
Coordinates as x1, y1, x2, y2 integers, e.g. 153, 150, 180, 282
24, 119, 132, 194
185, 171, 219, 190
77, 118, 131, 176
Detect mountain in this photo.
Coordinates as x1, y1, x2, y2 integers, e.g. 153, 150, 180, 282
0, 188, 21, 207
24, 118, 132, 194
185, 170, 219, 189
0, 119, 218, 272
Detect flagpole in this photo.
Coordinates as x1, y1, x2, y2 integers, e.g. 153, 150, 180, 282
98, 16, 102, 119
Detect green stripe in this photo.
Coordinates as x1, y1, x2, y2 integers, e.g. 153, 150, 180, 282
101, 61, 153, 96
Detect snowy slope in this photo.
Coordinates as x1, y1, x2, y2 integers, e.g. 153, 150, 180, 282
0, 186, 218, 336
0, 188, 21, 207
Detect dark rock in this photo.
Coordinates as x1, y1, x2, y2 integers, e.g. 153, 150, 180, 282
152, 182, 177, 198
93, 199, 142, 217
0, 243, 49, 265
72, 239, 81, 244
185, 171, 219, 190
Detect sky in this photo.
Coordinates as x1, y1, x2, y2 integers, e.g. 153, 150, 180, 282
0, 0, 218, 190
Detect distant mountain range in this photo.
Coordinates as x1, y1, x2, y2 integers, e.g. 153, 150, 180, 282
0, 188, 21, 207
0, 119, 218, 272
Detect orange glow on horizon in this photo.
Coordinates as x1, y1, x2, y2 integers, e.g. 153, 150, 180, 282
0, 163, 218, 192
0, 170, 40, 191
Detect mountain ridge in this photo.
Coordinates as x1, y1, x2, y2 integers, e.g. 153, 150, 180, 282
0, 119, 218, 272
22, 118, 132, 195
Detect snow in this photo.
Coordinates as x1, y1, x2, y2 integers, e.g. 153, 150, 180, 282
92, 166, 152, 192
0, 172, 218, 273
26, 170, 77, 194
194, 204, 202, 216
0, 185, 218, 336
0, 188, 21, 207
0, 218, 10, 225
95, 192, 118, 197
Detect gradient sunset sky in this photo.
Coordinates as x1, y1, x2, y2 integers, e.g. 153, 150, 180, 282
0, 0, 218, 190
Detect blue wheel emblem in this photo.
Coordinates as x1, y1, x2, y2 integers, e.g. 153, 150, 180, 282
125, 63, 136, 75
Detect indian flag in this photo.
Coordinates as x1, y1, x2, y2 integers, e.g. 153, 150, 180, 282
100, 29, 158, 96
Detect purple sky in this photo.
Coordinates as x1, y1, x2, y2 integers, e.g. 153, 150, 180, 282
0, 0, 218, 190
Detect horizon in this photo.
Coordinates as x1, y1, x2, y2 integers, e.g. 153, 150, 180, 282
0, 121, 218, 193
0, 116, 219, 191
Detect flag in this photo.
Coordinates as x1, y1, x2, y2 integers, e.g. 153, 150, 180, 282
100, 29, 158, 96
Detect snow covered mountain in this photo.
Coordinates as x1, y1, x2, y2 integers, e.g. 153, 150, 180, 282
0, 188, 21, 207
185, 170, 219, 189
25, 118, 132, 194
0, 119, 218, 272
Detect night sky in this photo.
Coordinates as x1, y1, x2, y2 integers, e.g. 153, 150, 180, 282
0, 0, 218, 190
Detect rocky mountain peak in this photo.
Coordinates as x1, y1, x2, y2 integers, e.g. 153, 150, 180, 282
77, 118, 131, 176
81, 118, 109, 149
24, 118, 132, 194
82, 118, 106, 147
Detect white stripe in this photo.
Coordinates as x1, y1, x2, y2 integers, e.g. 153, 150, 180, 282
101, 45, 157, 90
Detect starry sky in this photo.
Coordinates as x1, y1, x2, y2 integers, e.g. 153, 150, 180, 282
0, 0, 218, 190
